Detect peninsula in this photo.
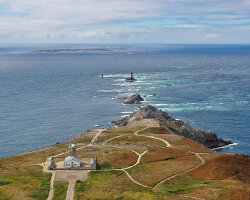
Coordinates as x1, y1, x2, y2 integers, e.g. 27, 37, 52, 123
0, 106, 249, 200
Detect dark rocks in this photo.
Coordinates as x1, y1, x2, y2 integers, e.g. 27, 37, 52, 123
113, 105, 232, 149
125, 72, 137, 82
125, 77, 137, 82
124, 93, 144, 104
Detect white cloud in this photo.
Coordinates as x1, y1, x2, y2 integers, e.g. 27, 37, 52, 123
0, 0, 250, 43
205, 33, 219, 39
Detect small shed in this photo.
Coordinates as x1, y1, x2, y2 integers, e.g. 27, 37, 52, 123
48, 159, 55, 170
89, 158, 97, 169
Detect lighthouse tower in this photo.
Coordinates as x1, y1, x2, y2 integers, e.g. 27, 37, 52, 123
64, 142, 83, 169
69, 143, 77, 157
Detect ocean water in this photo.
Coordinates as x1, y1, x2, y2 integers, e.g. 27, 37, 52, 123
0, 44, 249, 158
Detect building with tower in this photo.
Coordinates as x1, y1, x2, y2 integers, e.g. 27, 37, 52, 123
64, 143, 83, 169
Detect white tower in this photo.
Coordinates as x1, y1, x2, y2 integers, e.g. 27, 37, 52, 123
64, 133, 83, 169
69, 143, 76, 157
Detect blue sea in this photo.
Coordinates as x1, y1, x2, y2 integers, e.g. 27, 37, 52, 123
0, 44, 249, 158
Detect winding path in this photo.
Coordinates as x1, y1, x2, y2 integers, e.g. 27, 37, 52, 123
132, 127, 172, 147
43, 127, 207, 200
102, 126, 207, 200
153, 152, 205, 189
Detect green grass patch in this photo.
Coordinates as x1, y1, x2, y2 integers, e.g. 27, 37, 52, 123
0, 177, 13, 186
75, 171, 115, 197
97, 161, 112, 170
159, 174, 210, 193
0, 190, 10, 200
75, 171, 170, 200
53, 182, 68, 200
29, 172, 51, 200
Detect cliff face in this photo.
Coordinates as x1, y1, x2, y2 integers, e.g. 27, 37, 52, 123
113, 105, 231, 149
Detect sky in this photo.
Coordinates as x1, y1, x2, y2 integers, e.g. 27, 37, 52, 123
0, 0, 250, 44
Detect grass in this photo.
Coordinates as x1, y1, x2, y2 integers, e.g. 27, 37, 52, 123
97, 161, 112, 170
127, 155, 200, 187
0, 177, 13, 186
53, 182, 68, 200
74, 171, 170, 200
76, 145, 138, 169
158, 174, 210, 193
0, 165, 51, 200
139, 127, 171, 135
0, 126, 249, 199
29, 171, 52, 200
0, 189, 10, 200
97, 126, 144, 143
108, 135, 166, 153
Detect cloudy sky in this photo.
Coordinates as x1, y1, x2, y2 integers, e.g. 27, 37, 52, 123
0, 0, 250, 43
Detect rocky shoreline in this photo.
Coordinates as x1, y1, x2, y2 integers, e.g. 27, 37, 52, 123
113, 105, 232, 149
124, 93, 144, 104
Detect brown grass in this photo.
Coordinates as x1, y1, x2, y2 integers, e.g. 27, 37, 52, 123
74, 170, 173, 200
127, 155, 200, 187
97, 126, 144, 143
189, 154, 250, 182
139, 127, 172, 135
140, 147, 193, 163
107, 135, 167, 153
74, 129, 98, 143
179, 179, 250, 200
77, 145, 138, 169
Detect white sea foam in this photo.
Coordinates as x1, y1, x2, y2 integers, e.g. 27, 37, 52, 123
213, 142, 238, 151
98, 89, 122, 93
121, 115, 130, 118
121, 111, 132, 114
102, 74, 125, 78
154, 103, 168, 106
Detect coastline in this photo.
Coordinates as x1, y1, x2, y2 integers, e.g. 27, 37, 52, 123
1, 44, 249, 157
0, 123, 249, 200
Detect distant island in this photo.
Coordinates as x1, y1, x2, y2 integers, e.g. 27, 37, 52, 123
36, 48, 129, 53
0, 106, 249, 200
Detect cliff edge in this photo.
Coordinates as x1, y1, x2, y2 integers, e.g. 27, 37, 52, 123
112, 105, 232, 149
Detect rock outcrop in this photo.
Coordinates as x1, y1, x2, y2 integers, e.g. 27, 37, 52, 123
112, 105, 232, 149
124, 93, 144, 104
125, 72, 137, 82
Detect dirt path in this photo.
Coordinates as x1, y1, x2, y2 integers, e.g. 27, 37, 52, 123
44, 169, 55, 200
123, 150, 148, 170
42, 127, 205, 200
179, 194, 205, 200
42, 129, 105, 200
153, 152, 205, 189
102, 134, 130, 145
66, 180, 75, 200
100, 127, 171, 189
91, 129, 106, 144
102, 126, 206, 198
122, 169, 152, 189
133, 127, 172, 147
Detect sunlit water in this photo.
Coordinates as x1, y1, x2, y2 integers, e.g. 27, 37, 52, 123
0, 44, 249, 157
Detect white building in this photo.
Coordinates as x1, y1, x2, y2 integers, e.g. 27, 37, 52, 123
64, 143, 83, 169
64, 156, 82, 168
